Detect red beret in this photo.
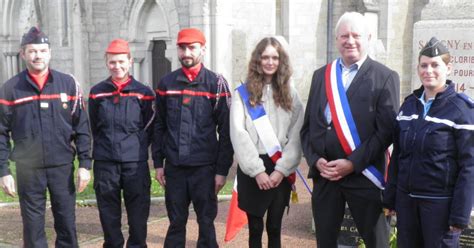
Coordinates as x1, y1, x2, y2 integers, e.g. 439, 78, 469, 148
177, 28, 206, 45
106, 39, 130, 54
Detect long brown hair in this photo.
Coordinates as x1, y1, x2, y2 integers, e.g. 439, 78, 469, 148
246, 37, 293, 111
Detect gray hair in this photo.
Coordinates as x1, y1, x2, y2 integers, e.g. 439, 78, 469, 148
335, 12, 370, 36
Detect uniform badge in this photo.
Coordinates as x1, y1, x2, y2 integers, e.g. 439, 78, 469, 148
40, 102, 49, 108
60, 93, 68, 102
63, 103, 68, 109
182, 97, 191, 105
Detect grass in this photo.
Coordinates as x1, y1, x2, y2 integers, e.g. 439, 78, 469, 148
0, 161, 233, 203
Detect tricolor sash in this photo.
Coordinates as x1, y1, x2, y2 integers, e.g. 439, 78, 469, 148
236, 84, 295, 184
325, 59, 385, 189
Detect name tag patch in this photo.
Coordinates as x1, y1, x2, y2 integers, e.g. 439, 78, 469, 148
40, 102, 49, 108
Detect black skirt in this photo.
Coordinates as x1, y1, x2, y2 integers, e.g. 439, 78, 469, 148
237, 155, 291, 217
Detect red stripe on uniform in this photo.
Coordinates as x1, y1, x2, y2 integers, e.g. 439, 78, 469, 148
155, 89, 230, 98
0, 94, 77, 106
89, 91, 155, 100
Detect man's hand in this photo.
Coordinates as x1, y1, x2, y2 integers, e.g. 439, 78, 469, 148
77, 168, 91, 193
0, 175, 16, 197
315, 157, 340, 180
255, 172, 273, 190
326, 159, 354, 180
215, 175, 226, 194
269, 170, 284, 187
155, 168, 166, 187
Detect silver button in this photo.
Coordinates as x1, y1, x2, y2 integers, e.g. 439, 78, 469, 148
327, 126, 331, 130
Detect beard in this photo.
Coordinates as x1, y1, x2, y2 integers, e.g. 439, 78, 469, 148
179, 56, 202, 68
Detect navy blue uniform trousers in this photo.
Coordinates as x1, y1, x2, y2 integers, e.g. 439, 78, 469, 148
17, 164, 77, 248
93, 161, 151, 248
395, 190, 461, 248
164, 164, 218, 248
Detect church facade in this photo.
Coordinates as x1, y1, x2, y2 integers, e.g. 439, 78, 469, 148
0, 0, 472, 100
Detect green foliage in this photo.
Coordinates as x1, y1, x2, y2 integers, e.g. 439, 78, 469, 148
389, 227, 397, 248
356, 227, 397, 248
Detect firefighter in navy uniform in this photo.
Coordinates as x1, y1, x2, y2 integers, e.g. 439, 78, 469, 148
0, 27, 92, 247
384, 37, 474, 247
152, 28, 233, 248
88, 39, 155, 248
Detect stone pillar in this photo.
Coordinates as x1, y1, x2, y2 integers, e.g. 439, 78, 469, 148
133, 58, 143, 82
5, 54, 12, 79
209, 0, 233, 84
3, 52, 19, 79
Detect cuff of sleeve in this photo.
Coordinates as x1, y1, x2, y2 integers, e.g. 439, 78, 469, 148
153, 160, 164, 168
347, 156, 364, 174
275, 164, 291, 177
248, 166, 266, 178
216, 166, 231, 177
305, 155, 318, 170
450, 223, 467, 229
0, 167, 11, 177
79, 159, 92, 170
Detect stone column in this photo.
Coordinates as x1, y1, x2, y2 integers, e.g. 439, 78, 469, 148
209, 0, 233, 84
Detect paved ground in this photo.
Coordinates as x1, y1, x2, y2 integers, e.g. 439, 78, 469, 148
0, 162, 316, 247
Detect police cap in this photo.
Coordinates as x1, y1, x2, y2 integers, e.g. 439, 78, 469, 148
419, 37, 449, 57
21, 27, 49, 47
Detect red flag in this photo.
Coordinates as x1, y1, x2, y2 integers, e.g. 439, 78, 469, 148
224, 176, 248, 242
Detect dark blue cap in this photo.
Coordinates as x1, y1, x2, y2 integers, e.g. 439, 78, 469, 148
420, 37, 449, 57
21, 27, 49, 46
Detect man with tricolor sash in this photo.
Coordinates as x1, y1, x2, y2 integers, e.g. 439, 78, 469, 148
301, 12, 400, 247
0, 27, 92, 247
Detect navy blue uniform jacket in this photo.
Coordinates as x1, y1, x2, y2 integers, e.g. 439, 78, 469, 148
384, 82, 474, 227
88, 77, 155, 162
152, 66, 233, 176
0, 70, 92, 176
301, 57, 400, 188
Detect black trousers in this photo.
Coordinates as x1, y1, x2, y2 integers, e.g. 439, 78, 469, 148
312, 179, 383, 248
395, 190, 460, 248
164, 164, 218, 248
94, 161, 151, 248
17, 164, 78, 248
246, 189, 288, 248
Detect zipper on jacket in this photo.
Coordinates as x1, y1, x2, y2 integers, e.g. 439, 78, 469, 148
407, 131, 417, 193
445, 159, 450, 191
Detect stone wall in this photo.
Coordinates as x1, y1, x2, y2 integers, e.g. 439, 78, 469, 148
0, 0, 469, 103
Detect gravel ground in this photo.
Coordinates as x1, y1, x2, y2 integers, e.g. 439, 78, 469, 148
0, 161, 316, 247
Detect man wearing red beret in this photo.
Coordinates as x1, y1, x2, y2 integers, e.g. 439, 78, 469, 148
89, 39, 155, 248
0, 27, 92, 247
152, 28, 233, 247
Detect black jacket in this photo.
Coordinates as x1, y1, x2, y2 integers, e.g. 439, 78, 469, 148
88, 77, 155, 162
384, 82, 474, 227
0, 69, 92, 176
301, 57, 400, 188
152, 66, 233, 176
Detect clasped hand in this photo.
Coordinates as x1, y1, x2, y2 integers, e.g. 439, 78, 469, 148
316, 158, 354, 181
255, 170, 285, 190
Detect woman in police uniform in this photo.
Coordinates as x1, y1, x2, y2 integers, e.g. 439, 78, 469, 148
230, 37, 304, 248
384, 37, 474, 248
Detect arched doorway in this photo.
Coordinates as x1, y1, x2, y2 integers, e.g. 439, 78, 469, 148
127, 0, 179, 88
151, 40, 171, 89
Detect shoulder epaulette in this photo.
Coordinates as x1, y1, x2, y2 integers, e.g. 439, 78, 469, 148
457, 93, 474, 108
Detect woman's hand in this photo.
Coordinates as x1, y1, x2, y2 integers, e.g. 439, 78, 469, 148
269, 170, 285, 187
255, 172, 273, 190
